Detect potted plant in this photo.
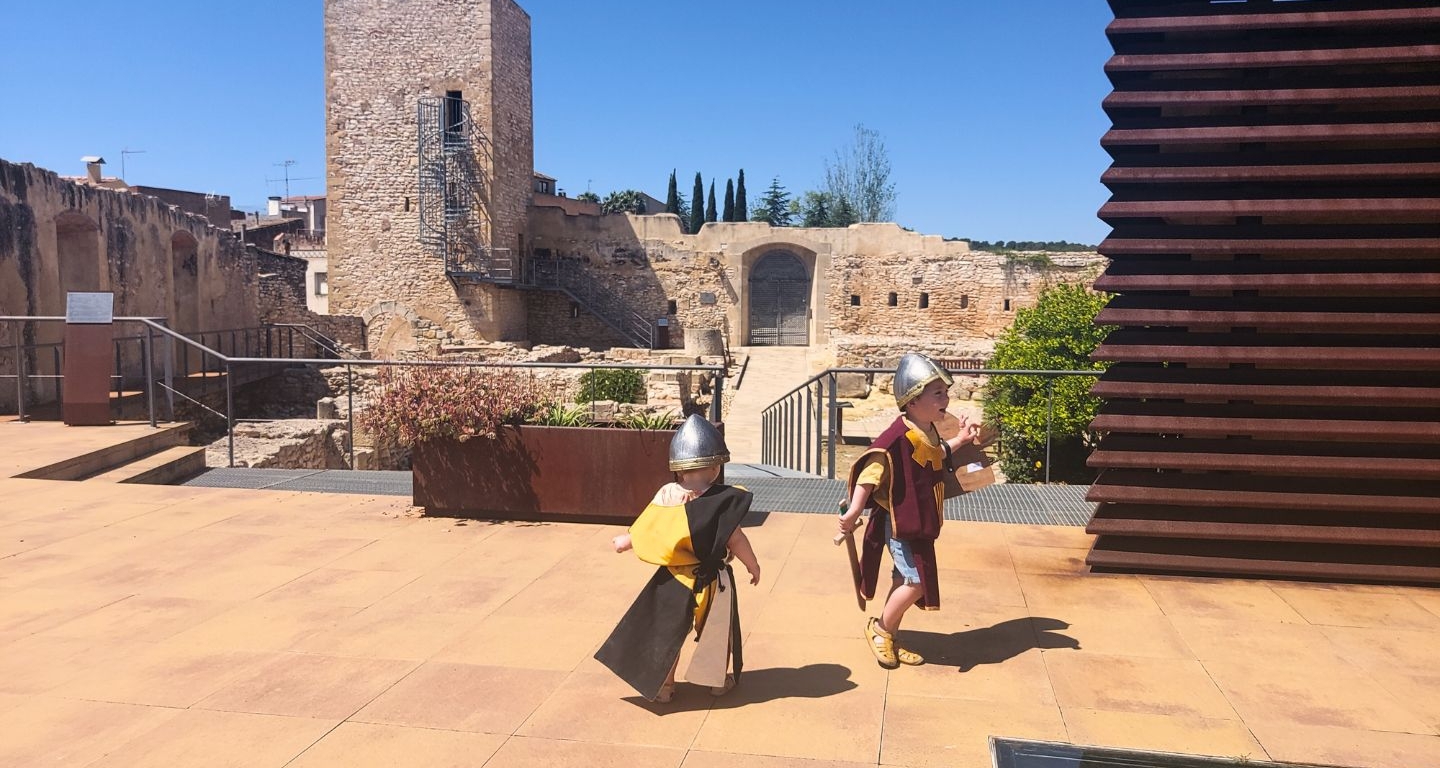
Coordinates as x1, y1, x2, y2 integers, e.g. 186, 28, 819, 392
358, 366, 681, 522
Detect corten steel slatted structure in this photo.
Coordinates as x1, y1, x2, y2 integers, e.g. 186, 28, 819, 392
1085, 0, 1440, 584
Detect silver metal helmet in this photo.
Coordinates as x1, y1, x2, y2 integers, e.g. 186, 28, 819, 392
893, 352, 953, 409
669, 413, 730, 471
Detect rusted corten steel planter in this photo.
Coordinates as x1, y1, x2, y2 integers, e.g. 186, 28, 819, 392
1086, 1, 1440, 584
413, 425, 677, 523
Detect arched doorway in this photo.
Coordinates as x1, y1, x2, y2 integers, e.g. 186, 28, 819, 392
54, 211, 101, 303
748, 250, 810, 346
170, 232, 200, 333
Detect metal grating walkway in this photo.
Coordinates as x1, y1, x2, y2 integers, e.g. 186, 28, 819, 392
184, 465, 1094, 527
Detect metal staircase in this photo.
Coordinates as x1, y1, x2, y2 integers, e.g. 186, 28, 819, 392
527, 258, 653, 349
417, 94, 512, 282
416, 94, 652, 348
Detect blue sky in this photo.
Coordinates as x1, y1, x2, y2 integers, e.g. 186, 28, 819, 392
1, 1, 1115, 244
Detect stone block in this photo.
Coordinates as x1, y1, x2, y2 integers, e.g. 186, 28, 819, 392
835, 372, 871, 399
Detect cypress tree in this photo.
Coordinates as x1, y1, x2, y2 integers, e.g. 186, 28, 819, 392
665, 170, 679, 215
689, 172, 704, 234
735, 169, 748, 222
705, 181, 717, 223
722, 179, 735, 222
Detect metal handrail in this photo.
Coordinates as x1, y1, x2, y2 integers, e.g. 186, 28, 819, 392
265, 322, 354, 359
3, 315, 727, 472
759, 366, 1104, 482
531, 258, 655, 348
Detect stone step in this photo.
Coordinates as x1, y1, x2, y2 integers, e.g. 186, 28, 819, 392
83, 445, 207, 485
14, 423, 193, 481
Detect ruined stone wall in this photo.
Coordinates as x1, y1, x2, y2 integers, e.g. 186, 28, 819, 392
0, 158, 259, 411
526, 289, 629, 348
325, 0, 533, 356
254, 247, 364, 350
524, 211, 1104, 355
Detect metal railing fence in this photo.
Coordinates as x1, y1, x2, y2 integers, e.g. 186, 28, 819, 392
1, 316, 725, 471
760, 366, 1103, 482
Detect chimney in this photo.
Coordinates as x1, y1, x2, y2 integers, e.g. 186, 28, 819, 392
267, 196, 282, 217
81, 156, 106, 184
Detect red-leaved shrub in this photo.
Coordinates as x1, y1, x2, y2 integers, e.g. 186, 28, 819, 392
357, 366, 558, 447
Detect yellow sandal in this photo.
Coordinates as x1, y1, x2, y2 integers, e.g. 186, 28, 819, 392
865, 617, 900, 669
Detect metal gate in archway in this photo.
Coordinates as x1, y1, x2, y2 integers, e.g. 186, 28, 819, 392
747, 251, 810, 346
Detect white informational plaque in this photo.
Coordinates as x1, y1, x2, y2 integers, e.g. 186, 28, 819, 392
65, 292, 114, 325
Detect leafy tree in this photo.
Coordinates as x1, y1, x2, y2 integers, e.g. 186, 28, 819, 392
722, 179, 735, 222
735, 169, 748, 222
705, 181, 717, 223
832, 194, 857, 227
752, 176, 792, 226
982, 282, 1113, 484
823, 123, 896, 222
749, 199, 771, 225
664, 170, 680, 216
576, 191, 600, 203
799, 191, 833, 227
601, 190, 648, 214
675, 191, 691, 224
690, 172, 704, 234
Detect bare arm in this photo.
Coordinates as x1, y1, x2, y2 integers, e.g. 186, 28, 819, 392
726, 528, 761, 585
612, 533, 632, 553
839, 482, 874, 534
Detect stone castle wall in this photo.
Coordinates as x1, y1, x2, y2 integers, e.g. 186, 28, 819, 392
525, 209, 1104, 355
0, 159, 262, 411
325, 0, 534, 357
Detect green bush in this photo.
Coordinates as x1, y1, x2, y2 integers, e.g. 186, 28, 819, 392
575, 368, 645, 404
982, 282, 1113, 483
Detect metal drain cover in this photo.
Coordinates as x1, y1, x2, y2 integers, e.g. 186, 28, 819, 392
993, 739, 1318, 768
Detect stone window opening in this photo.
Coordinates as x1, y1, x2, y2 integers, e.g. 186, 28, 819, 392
850, 294, 860, 306
404, 197, 411, 212
1004, 298, 1012, 311
667, 299, 677, 315
315, 272, 329, 296
919, 292, 930, 309
569, 301, 580, 319
961, 294, 970, 309
887, 292, 898, 307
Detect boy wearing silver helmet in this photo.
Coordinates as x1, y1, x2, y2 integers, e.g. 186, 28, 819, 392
596, 414, 761, 703
838, 353, 981, 669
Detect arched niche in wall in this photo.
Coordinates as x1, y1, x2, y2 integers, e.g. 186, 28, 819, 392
170, 232, 200, 333
53, 211, 101, 309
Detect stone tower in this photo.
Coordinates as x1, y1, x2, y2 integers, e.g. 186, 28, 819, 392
324, 0, 534, 354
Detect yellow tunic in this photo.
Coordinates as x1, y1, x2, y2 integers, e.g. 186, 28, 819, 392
628, 501, 717, 629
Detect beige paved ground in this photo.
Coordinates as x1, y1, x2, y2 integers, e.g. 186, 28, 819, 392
723, 346, 828, 464
2, 422, 1439, 767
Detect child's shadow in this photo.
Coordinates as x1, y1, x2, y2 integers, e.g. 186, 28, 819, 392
623, 663, 858, 712
903, 617, 1079, 672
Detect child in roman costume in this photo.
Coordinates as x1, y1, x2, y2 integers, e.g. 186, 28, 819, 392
838, 353, 981, 669
596, 414, 760, 703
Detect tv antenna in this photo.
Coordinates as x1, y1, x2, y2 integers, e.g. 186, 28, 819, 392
120, 148, 146, 180
266, 160, 319, 200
